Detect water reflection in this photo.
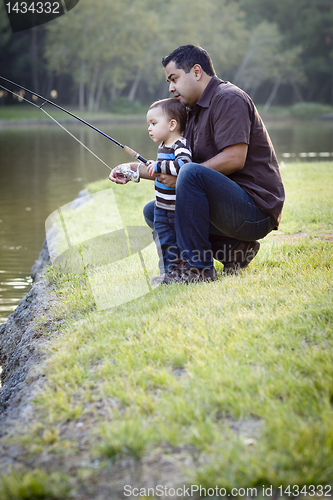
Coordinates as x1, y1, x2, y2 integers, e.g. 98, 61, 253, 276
0, 118, 332, 324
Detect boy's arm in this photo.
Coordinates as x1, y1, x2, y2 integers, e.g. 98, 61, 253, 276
155, 141, 192, 176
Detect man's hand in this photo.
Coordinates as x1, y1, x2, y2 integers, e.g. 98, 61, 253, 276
157, 173, 177, 188
109, 164, 132, 184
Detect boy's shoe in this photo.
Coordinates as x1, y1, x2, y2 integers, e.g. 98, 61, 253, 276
222, 240, 260, 274
119, 164, 140, 182
152, 259, 217, 285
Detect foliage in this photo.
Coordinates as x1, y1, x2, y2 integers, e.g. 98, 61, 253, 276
237, 0, 333, 102
109, 96, 147, 114
234, 21, 306, 98
3, 0, 332, 106
45, 0, 164, 111
2, 0, 333, 107
0, 1, 11, 50
289, 102, 333, 120
0, 469, 71, 500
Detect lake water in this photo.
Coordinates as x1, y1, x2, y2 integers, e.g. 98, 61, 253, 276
1, 118, 333, 324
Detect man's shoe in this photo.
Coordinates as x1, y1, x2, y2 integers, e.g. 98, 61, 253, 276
222, 240, 260, 274
152, 259, 217, 285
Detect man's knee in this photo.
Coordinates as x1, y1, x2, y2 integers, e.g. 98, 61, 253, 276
177, 162, 203, 185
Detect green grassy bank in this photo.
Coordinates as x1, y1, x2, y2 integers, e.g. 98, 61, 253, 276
0, 162, 332, 498
1, 101, 333, 122
0, 104, 146, 123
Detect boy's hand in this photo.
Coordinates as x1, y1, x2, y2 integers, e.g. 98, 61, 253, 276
147, 160, 156, 177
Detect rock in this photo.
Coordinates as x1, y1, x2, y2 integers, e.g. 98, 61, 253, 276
31, 239, 50, 282
0, 243, 52, 415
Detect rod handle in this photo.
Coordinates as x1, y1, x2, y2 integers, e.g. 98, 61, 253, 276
123, 145, 149, 165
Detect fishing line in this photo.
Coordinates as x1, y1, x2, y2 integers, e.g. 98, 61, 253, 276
0, 75, 149, 165
0, 83, 113, 171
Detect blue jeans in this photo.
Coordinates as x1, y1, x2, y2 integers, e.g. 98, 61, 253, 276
153, 207, 179, 274
143, 163, 275, 269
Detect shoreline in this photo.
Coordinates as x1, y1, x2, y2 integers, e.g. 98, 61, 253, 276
1, 110, 333, 128
0, 114, 147, 128
0, 240, 51, 418
0, 239, 54, 476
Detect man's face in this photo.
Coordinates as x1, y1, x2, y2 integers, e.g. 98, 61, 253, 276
164, 61, 202, 108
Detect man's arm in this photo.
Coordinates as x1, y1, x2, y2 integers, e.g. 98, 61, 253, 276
157, 143, 248, 188
202, 143, 248, 175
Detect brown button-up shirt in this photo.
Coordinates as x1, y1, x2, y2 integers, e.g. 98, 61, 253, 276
184, 76, 285, 228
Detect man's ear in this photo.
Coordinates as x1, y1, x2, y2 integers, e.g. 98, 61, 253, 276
169, 119, 178, 132
192, 64, 203, 81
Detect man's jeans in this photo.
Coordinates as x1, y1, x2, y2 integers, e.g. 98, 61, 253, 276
144, 163, 275, 269
153, 206, 179, 274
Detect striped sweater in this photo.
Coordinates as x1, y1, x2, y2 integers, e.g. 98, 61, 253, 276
154, 137, 192, 210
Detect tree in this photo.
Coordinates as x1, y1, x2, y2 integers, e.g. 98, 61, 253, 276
236, 0, 333, 104
0, 2, 11, 50
233, 22, 306, 108
44, 0, 250, 108
45, 0, 165, 111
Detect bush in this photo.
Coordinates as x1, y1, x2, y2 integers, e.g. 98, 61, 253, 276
289, 102, 333, 119
109, 97, 147, 115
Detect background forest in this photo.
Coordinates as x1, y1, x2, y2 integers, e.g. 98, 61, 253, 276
0, 0, 332, 112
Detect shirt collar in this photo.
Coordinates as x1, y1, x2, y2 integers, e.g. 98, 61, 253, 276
194, 76, 223, 109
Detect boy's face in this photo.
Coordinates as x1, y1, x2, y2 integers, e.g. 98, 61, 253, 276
147, 106, 174, 143
164, 61, 202, 108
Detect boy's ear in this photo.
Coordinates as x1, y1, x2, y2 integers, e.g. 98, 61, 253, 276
169, 119, 178, 132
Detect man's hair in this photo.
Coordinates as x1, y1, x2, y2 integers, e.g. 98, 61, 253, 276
149, 98, 188, 133
162, 45, 216, 77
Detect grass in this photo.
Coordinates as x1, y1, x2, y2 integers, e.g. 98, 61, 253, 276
1, 162, 332, 497
2, 101, 333, 123
0, 469, 71, 500
0, 103, 145, 122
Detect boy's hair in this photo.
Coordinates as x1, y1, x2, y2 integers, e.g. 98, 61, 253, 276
149, 98, 188, 134
162, 45, 216, 77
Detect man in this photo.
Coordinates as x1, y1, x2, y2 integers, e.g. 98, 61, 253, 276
109, 45, 285, 284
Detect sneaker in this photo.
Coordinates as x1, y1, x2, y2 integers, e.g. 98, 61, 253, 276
222, 240, 260, 274
152, 259, 217, 285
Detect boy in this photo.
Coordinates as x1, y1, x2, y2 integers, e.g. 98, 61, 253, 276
121, 98, 191, 273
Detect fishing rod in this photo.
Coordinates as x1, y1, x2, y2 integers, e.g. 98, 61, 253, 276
0, 75, 149, 166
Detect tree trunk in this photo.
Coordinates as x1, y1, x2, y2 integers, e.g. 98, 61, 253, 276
44, 72, 54, 99
249, 82, 259, 101
233, 47, 255, 86
79, 60, 85, 112
263, 79, 281, 113
128, 69, 142, 102
31, 29, 39, 93
110, 85, 123, 105
94, 74, 106, 112
88, 66, 99, 113
292, 82, 304, 103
